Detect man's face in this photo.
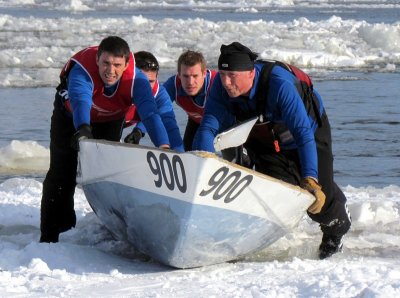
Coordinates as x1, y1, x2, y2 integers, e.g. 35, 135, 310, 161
178, 64, 206, 96
96, 52, 129, 86
219, 69, 255, 98
140, 69, 157, 89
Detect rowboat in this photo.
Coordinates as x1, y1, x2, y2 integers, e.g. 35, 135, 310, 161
77, 139, 313, 268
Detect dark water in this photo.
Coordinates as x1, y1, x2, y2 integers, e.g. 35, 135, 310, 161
1, 4, 399, 24
315, 71, 400, 187
0, 71, 398, 187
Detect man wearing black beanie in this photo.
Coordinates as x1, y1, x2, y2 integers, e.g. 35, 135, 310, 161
193, 41, 351, 260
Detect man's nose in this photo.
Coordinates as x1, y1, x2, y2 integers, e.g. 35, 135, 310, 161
106, 64, 115, 72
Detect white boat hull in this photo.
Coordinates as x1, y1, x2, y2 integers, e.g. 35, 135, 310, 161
77, 140, 314, 268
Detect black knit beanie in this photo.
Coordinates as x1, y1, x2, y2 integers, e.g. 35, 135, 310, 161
218, 42, 258, 71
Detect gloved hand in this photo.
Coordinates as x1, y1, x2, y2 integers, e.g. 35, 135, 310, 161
300, 177, 326, 214
124, 127, 143, 144
71, 124, 93, 151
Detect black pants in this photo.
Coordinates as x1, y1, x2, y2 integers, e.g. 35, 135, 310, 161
183, 117, 199, 151
40, 95, 125, 238
246, 113, 351, 237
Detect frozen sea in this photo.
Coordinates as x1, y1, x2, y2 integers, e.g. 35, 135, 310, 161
0, 1, 399, 297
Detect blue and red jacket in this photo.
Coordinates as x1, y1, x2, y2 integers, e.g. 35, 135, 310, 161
192, 62, 325, 179
163, 69, 217, 124
60, 46, 169, 147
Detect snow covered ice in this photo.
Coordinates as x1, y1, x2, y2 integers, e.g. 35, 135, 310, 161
1, 176, 400, 297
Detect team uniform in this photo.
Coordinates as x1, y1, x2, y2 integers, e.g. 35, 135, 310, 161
193, 62, 351, 246
163, 69, 217, 151
41, 46, 170, 242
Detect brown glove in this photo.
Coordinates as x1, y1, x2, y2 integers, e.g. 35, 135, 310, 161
300, 177, 326, 214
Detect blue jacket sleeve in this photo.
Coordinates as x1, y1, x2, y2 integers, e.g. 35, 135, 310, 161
67, 64, 93, 129
132, 69, 170, 147
137, 86, 184, 152
160, 110, 184, 152
268, 68, 318, 179
157, 87, 184, 152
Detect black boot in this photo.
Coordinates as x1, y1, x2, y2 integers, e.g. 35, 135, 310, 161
40, 231, 59, 243
40, 197, 60, 243
40, 179, 76, 243
318, 234, 343, 259
40, 195, 60, 243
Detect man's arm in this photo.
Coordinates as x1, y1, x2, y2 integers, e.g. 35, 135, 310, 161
155, 86, 184, 151
135, 86, 184, 152
133, 70, 170, 148
67, 64, 93, 129
272, 78, 318, 179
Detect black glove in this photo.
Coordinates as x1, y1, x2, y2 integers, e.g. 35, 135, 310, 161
124, 127, 143, 144
71, 124, 93, 151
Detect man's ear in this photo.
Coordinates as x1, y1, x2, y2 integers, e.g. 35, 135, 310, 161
249, 68, 256, 79
123, 60, 129, 71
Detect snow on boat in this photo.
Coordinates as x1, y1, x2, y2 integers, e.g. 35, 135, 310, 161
76, 139, 314, 268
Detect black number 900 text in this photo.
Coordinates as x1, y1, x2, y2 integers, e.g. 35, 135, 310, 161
199, 166, 253, 203
146, 151, 187, 193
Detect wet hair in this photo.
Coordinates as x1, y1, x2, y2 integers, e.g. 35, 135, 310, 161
97, 36, 130, 63
177, 50, 206, 74
134, 51, 159, 72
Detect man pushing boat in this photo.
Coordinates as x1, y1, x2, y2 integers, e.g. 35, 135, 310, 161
40, 36, 171, 243
193, 42, 351, 259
